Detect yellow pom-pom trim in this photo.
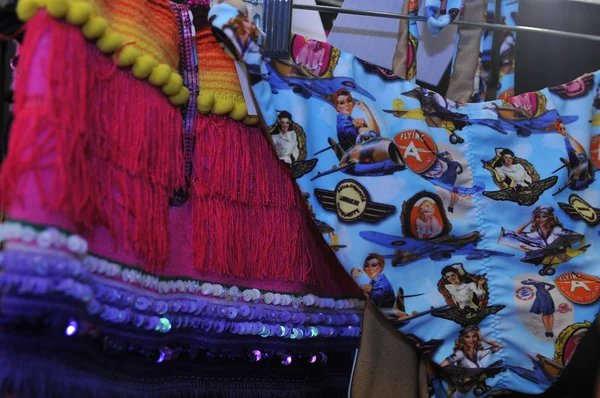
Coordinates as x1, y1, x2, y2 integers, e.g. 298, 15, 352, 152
229, 101, 248, 121
21, 0, 187, 107
132, 54, 158, 79
243, 115, 260, 125
117, 46, 141, 68
97, 30, 124, 54
197, 91, 215, 114
16, 0, 41, 21
82, 16, 108, 39
162, 73, 183, 96
46, 0, 69, 18
66, 1, 92, 25
196, 91, 257, 123
149, 64, 172, 87
212, 93, 235, 116
169, 87, 190, 106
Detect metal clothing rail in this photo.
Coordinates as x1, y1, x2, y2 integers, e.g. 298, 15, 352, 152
292, 4, 600, 43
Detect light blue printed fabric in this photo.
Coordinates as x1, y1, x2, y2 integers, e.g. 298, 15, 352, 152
425, 0, 465, 35
210, 3, 600, 396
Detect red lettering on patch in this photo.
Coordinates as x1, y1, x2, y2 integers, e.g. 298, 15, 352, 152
555, 272, 600, 304
394, 130, 437, 173
591, 135, 600, 169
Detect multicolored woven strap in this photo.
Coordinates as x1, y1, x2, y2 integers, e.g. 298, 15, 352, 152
170, 2, 200, 202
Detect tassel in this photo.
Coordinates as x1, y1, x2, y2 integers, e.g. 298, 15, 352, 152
0, 13, 184, 271
191, 113, 360, 294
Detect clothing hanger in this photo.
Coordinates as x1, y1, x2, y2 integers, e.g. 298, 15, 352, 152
262, 1, 600, 58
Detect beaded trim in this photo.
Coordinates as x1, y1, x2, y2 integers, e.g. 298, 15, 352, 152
1, 248, 362, 339
16, 0, 190, 106
0, 221, 363, 310
0, 221, 88, 255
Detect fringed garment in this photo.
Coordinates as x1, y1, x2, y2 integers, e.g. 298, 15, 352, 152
0, 1, 364, 396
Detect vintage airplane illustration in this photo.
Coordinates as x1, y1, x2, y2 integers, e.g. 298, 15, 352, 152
550, 122, 598, 196
403, 334, 444, 357
395, 88, 580, 143
505, 353, 563, 388
310, 136, 406, 180
394, 88, 470, 145
442, 360, 506, 397
378, 287, 432, 328
360, 231, 514, 267
314, 219, 347, 251
480, 109, 578, 138
551, 146, 597, 196
429, 179, 486, 196
265, 60, 376, 104
498, 228, 589, 276
383, 305, 450, 328
473, 91, 579, 137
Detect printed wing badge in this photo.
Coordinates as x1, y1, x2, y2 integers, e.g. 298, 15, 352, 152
482, 177, 558, 206
558, 194, 600, 226
431, 306, 504, 327
315, 180, 396, 223
288, 159, 319, 179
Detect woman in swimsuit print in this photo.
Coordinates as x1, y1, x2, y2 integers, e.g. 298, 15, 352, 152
416, 199, 442, 239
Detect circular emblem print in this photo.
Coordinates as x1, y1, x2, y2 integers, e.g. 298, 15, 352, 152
394, 130, 437, 173
557, 303, 572, 314
516, 286, 534, 301
591, 135, 600, 169
335, 180, 368, 222
555, 272, 600, 304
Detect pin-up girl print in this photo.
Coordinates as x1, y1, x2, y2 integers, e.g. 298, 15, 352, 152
351, 253, 395, 309
521, 279, 556, 338
333, 89, 381, 151
499, 206, 588, 276
433, 264, 504, 326
415, 199, 443, 239
440, 326, 504, 396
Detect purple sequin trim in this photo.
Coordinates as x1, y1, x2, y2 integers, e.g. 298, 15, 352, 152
0, 249, 362, 339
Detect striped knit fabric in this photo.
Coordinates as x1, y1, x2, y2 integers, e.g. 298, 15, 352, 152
193, 7, 246, 110
90, 0, 181, 70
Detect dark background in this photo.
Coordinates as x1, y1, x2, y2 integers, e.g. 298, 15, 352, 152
1, 1, 598, 396
515, 0, 600, 94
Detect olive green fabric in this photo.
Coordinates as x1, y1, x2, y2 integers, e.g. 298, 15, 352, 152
446, 0, 487, 102
351, 299, 420, 398
391, 0, 411, 79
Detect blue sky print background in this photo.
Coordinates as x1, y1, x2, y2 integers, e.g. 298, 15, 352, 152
214, 12, 600, 394
248, 50, 600, 397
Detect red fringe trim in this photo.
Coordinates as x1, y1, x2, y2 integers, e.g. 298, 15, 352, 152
191, 114, 360, 292
0, 14, 184, 271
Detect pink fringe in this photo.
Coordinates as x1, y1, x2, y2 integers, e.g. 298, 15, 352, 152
0, 13, 184, 271
1, 13, 359, 292
191, 114, 360, 291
